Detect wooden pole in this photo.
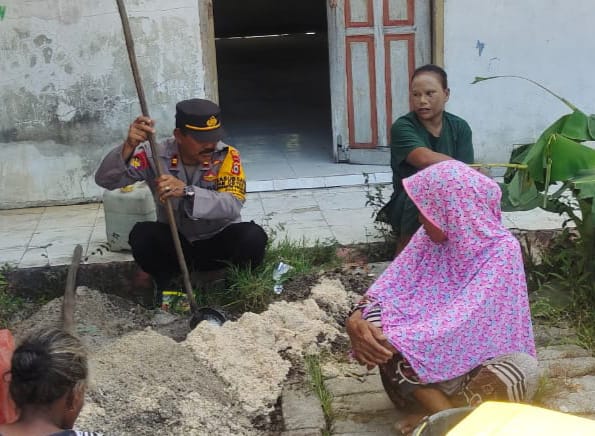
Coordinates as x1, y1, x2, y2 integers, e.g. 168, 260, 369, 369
115, 0, 198, 314
62, 244, 83, 334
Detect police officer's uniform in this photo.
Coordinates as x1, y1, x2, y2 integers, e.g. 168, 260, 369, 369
95, 99, 267, 290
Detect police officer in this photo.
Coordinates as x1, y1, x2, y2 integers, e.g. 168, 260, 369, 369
95, 99, 268, 297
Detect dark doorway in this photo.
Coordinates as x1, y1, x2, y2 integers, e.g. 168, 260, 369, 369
213, 0, 333, 180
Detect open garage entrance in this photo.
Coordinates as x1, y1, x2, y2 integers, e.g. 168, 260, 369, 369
212, 0, 336, 185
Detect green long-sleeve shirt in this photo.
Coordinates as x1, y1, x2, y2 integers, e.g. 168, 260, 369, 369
378, 111, 474, 236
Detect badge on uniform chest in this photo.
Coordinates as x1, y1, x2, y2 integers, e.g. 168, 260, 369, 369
202, 171, 217, 182
202, 159, 222, 182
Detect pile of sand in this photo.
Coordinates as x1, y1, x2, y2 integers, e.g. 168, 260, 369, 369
12, 278, 354, 434
76, 330, 258, 435
186, 302, 336, 417
11, 287, 152, 350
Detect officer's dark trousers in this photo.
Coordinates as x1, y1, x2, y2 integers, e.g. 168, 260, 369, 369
129, 221, 268, 288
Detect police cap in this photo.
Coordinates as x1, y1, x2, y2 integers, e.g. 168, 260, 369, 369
175, 98, 225, 142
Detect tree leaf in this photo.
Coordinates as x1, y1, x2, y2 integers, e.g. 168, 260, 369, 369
471, 76, 495, 84
504, 143, 532, 183
571, 171, 595, 200
520, 116, 566, 183
560, 110, 592, 141
471, 75, 578, 111
548, 134, 595, 182
589, 114, 595, 139
499, 174, 543, 211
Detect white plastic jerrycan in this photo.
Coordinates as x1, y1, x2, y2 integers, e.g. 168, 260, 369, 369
102, 181, 156, 251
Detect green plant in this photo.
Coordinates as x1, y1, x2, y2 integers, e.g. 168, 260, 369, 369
473, 75, 595, 269
305, 354, 334, 434
0, 270, 26, 329
527, 230, 595, 350
0, 263, 15, 275
474, 75, 595, 350
194, 233, 339, 315
363, 172, 396, 260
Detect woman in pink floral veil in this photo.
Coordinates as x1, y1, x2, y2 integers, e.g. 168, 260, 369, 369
346, 160, 538, 435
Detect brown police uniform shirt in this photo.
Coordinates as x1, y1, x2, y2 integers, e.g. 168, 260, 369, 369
95, 137, 246, 241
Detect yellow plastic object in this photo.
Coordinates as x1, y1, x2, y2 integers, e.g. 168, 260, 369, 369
448, 402, 595, 436
161, 290, 190, 313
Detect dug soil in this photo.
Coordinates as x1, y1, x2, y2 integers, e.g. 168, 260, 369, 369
8, 266, 378, 435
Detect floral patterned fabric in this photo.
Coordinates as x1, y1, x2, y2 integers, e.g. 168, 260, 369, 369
366, 160, 535, 383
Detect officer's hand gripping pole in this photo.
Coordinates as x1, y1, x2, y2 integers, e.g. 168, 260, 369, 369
116, 0, 198, 315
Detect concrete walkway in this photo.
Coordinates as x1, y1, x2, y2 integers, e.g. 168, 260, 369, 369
282, 342, 595, 435
0, 183, 571, 269
279, 265, 595, 436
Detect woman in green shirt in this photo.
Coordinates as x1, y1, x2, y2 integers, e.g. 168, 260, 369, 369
378, 64, 474, 253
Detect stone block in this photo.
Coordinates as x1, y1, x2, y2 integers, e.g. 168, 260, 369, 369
537, 344, 592, 361
541, 375, 595, 414
533, 325, 577, 347
326, 374, 385, 397
282, 385, 325, 432
333, 410, 402, 434
539, 357, 595, 378
322, 361, 378, 381
333, 391, 395, 414
281, 430, 323, 436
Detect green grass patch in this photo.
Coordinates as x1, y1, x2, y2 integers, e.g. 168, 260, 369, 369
305, 353, 334, 434
526, 230, 595, 351
0, 268, 27, 329
193, 234, 340, 315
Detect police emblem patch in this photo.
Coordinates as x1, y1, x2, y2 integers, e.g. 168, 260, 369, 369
130, 151, 149, 170
206, 116, 218, 127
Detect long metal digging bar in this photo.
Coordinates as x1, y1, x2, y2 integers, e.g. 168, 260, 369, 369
115, 0, 198, 314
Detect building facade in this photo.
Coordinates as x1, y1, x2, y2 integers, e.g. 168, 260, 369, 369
0, 0, 592, 208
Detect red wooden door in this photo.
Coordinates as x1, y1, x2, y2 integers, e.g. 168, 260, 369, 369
328, 0, 430, 162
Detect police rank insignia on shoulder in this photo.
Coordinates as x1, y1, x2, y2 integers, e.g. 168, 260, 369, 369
130, 151, 149, 170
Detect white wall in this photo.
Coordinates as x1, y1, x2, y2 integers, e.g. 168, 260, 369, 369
0, 0, 209, 208
443, 0, 594, 164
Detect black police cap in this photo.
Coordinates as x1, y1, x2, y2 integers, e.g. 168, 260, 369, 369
175, 98, 225, 142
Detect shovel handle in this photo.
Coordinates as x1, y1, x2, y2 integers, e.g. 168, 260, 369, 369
115, 0, 197, 313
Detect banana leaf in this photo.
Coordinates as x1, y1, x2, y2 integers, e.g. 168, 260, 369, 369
571, 172, 595, 226
473, 76, 595, 185
499, 183, 543, 211
588, 114, 595, 139
547, 134, 595, 182
473, 75, 595, 222
522, 116, 566, 184
560, 109, 593, 141
499, 169, 546, 212
572, 170, 595, 199
503, 143, 532, 183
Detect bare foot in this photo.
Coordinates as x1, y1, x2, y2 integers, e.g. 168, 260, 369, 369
394, 413, 426, 435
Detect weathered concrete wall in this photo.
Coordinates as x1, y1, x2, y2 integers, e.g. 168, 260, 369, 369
0, 0, 209, 209
443, 0, 595, 164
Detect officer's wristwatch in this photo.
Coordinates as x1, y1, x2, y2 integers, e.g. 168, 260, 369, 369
183, 186, 195, 198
